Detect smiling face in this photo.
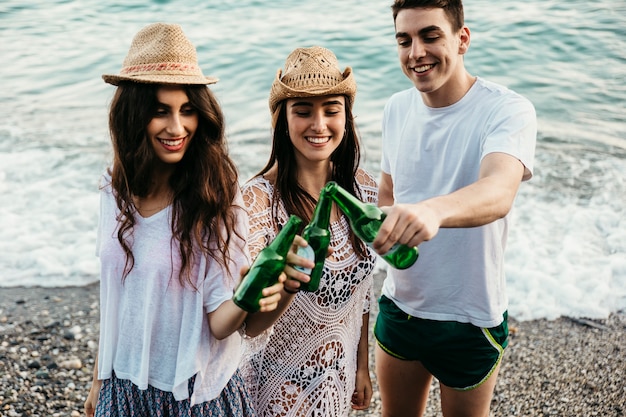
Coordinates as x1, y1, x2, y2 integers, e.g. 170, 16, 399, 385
285, 95, 346, 165
146, 86, 198, 166
395, 7, 471, 107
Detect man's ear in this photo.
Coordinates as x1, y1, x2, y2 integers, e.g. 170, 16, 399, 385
459, 26, 471, 55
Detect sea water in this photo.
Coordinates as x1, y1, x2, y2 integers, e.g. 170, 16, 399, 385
0, 0, 624, 321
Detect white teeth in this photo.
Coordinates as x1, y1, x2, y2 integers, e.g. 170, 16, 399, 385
160, 138, 183, 146
415, 64, 434, 73
306, 137, 330, 144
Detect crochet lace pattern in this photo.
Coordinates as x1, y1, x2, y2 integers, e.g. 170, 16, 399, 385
239, 170, 378, 416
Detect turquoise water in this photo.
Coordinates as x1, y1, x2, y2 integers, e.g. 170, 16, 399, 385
0, 0, 625, 320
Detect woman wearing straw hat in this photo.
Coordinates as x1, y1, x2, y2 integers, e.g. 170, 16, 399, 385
84, 23, 312, 417
239, 46, 377, 416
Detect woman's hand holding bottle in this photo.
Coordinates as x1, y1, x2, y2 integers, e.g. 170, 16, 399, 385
282, 235, 315, 294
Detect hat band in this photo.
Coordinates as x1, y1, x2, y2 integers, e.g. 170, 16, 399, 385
120, 62, 201, 76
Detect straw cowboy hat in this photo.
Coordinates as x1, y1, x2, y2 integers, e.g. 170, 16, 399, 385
268, 46, 356, 124
102, 22, 218, 86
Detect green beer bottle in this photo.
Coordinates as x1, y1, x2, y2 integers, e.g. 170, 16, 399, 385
233, 215, 302, 312
324, 181, 418, 270
295, 189, 332, 292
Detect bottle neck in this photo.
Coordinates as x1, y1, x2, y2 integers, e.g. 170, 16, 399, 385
269, 215, 302, 255
324, 181, 364, 218
309, 190, 333, 229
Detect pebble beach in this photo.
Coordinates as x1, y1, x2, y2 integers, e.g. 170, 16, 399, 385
1, 273, 624, 417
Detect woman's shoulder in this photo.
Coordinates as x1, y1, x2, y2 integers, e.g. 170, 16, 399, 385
98, 169, 113, 192
242, 175, 272, 191
241, 175, 275, 213
355, 168, 377, 190
355, 168, 378, 204
241, 175, 274, 200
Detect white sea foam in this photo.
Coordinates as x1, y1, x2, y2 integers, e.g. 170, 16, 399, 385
0, 0, 624, 321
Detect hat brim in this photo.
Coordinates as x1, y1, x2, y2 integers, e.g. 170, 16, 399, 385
102, 73, 219, 86
269, 67, 356, 114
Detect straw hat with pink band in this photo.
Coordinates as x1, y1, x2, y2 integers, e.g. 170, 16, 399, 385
102, 22, 217, 86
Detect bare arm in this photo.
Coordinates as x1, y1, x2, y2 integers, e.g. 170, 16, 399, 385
84, 353, 101, 417
374, 152, 525, 254
378, 171, 395, 207
351, 312, 372, 410
209, 266, 287, 340
425, 152, 524, 227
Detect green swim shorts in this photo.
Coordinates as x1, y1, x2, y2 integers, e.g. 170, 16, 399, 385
374, 295, 509, 390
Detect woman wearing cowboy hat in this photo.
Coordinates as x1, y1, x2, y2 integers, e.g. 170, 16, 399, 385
239, 46, 377, 416
84, 23, 312, 417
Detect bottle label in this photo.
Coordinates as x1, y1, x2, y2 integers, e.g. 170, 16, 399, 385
293, 245, 315, 274
366, 241, 399, 256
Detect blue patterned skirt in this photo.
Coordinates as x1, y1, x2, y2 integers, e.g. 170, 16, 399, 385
95, 369, 257, 417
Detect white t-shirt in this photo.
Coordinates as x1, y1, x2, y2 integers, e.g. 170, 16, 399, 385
96, 174, 250, 405
380, 77, 537, 328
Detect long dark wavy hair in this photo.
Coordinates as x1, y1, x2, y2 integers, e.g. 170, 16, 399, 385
257, 96, 368, 258
107, 82, 241, 286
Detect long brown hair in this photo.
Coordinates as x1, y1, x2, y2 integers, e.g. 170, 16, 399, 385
257, 96, 367, 258
107, 82, 241, 286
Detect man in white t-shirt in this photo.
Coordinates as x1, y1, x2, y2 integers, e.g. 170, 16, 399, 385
372, 1, 537, 416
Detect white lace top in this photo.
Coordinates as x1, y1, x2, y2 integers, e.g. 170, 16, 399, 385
240, 170, 378, 417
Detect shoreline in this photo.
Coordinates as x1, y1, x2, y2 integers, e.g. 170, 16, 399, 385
1, 278, 624, 416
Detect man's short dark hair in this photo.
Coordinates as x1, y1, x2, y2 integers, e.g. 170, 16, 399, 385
391, 0, 465, 31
